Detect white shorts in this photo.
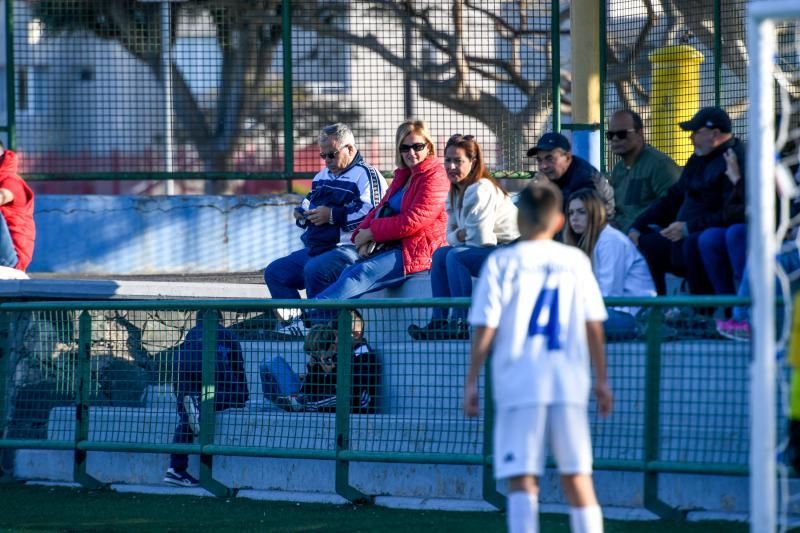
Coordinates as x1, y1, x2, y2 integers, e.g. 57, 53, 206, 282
493, 404, 593, 480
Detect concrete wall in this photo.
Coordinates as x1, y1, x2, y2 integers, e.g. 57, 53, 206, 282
30, 195, 305, 274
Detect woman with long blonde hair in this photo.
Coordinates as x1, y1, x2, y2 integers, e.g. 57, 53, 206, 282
312, 119, 449, 315
564, 188, 656, 340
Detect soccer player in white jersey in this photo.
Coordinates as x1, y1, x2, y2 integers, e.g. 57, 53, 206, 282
464, 181, 613, 533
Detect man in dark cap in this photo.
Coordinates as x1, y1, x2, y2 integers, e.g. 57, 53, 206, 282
627, 106, 745, 299
527, 132, 615, 217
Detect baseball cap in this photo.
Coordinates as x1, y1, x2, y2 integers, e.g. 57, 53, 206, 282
679, 107, 732, 133
526, 132, 571, 157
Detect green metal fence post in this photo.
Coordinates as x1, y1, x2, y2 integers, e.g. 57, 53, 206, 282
199, 309, 233, 498
643, 309, 683, 519
599, 0, 608, 173
481, 361, 505, 510
74, 311, 105, 489
282, 0, 294, 193
551, 0, 561, 132
0, 311, 11, 481
4, 0, 16, 148
713, 0, 721, 107
335, 308, 371, 504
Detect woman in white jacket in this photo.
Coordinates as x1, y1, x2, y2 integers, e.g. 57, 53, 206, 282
409, 134, 519, 340
564, 188, 656, 340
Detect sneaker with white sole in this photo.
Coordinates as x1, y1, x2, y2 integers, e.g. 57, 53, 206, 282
183, 395, 200, 436
274, 317, 309, 339
163, 468, 199, 487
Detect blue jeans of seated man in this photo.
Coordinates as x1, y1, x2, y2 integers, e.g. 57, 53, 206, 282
311, 248, 406, 324
0, 211, 18, 268
264, 245, 360, 299
431, 246, 496, 321
698, 224, 747, 295
605, 309, 638, 341
259, 356, 302, 403
733, 247, 800, 323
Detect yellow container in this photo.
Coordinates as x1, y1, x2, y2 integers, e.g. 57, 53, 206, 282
648, 45, 705, 165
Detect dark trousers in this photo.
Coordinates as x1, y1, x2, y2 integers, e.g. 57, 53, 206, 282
638, 230, 711, 296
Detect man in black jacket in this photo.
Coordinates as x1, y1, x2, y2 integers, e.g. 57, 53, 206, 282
527, 132, 615, 218
628, 107, 746, 296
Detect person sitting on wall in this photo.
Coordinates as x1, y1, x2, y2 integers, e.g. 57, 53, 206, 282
260, 310, 380, 413
627, 107, 746, 303
526, 132, 615, 218
264, 123, 387, 339
163, 311, 249, 488
408, 134, 519, 341
309, 119, 450, 318
563, 188, 657, 340
0, 140, 35, 275
606, 109, 681, 232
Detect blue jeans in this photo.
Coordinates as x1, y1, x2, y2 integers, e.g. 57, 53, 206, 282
311, 248, 406, 323
431, 246, 495, 321
698, 224, 747, 295
0, 211, 18, 268
733, 246, 800, 322
264, 245, 360, 299
605, 309, 638, 341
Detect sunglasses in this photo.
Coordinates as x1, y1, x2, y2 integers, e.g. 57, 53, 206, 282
319, 145, 350, 160
605, 129, 637, 141
399, 143, 428, 153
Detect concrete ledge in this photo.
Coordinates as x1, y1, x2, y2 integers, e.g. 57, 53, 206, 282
0, 279, 267, 300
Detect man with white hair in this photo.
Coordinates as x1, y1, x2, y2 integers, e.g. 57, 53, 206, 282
264, 123, 387, 338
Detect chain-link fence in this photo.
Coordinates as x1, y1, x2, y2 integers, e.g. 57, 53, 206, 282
6, 0, 556, 194
5, 1, 774, 195
604, 0, 749, 171
0, 297, 757, 510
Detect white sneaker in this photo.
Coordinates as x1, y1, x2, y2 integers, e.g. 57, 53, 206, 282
275, 317, 308, 339
183, 395, 200, 436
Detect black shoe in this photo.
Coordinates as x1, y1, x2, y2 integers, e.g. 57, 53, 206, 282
163, 468, 199, 487
408, 319, 469, 340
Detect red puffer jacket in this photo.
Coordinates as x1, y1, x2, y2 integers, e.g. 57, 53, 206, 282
354, 156, 449, 275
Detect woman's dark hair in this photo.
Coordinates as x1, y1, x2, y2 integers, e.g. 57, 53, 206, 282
563, 188, 608, 262
445, 134, 507, 207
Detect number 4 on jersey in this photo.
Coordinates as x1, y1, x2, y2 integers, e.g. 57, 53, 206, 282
527, 283, 561, 350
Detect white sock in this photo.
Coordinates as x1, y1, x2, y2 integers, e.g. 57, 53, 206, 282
569, 505, 603, 533
507, 491, 538, 533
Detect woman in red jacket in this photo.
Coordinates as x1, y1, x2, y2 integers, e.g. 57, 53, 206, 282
313, 119, 449, 307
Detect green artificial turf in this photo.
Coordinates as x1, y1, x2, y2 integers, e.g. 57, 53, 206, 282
0, 483, 755, 532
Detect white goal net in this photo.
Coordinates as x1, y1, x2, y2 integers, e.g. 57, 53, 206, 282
747, 2, 800, 531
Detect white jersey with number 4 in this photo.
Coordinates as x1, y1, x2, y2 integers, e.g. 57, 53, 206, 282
469, 240, 608, 409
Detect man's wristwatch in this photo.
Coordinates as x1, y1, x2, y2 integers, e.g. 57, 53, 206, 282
328, 209, 335, 225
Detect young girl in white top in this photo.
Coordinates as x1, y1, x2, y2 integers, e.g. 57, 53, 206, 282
564, 188, 656, 340
409, 134, 519, 340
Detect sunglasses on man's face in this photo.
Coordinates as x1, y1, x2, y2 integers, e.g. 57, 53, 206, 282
320, 145, 349, 160
605, 129, 637, 141
399, 143, 428, 153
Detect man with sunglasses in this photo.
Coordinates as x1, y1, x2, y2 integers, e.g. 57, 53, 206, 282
627, 106, 745, 300
526, 132, 615, 218
607, 110, 680, 232
264, 123, 387, 338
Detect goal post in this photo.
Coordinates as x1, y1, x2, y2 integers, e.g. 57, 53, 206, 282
746, 2, 800, 531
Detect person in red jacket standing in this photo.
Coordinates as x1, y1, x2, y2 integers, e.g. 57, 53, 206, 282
312, 119, 449, 313
0, 142, 34, 272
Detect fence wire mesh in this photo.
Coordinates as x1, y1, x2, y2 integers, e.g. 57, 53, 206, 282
10, 1, 556, 193
604, 0, 748, 172
0, 300, 759, 480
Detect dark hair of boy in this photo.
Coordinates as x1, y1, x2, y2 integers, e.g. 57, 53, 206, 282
516, 181, 563, 236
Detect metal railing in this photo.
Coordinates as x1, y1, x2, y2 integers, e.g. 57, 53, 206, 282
0, 296, 757, 517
